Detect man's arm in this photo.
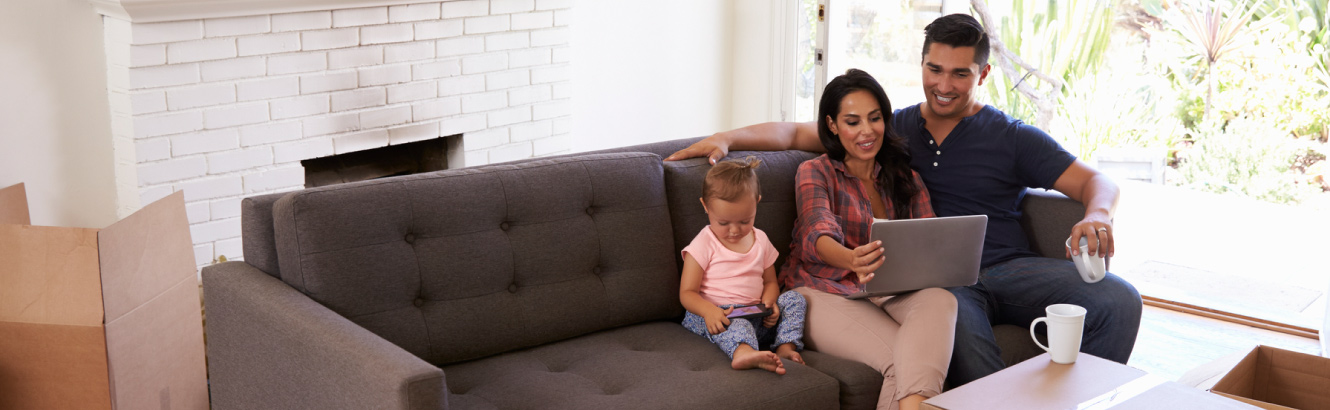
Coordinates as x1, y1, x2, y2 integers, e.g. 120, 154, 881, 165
1051, 160, 1120, 258
665, 121, 823, 164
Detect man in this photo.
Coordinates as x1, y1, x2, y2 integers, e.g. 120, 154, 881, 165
665, 13, 1141, 387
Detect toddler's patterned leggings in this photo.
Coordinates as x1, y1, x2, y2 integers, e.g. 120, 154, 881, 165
681, 290, 806, 357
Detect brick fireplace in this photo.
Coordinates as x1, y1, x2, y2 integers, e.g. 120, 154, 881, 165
89, 0, 572, 267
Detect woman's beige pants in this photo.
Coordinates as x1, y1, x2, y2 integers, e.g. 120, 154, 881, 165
794, 287, 957, 410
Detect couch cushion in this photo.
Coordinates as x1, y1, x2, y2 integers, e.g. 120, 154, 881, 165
800, 351, 884, 410
240, 192, 286, 278
272, 153, 681, 365
442, 321, 839, 410
662, 151, 819, 274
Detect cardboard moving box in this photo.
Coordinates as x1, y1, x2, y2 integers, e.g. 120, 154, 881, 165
1211, 345, 1330, 410
923, 352, 1259, 410
0, 183, 28, 225
0, 183, 208, 410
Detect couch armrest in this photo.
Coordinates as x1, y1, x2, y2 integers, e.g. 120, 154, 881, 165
1018, 189, 1088, 260
202, 261, 447, 410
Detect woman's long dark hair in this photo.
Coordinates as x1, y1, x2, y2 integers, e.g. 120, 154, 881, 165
817, 68, 919, 220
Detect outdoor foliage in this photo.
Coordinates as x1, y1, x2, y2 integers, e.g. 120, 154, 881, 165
1173, 117, 1323, 203
981, 0, 1117, 125
1052, 62, 1184, 160
1152, 0, 1329, 203
986, 0, 1328, 205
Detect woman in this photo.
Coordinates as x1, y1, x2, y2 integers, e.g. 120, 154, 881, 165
781, 69, 956, 410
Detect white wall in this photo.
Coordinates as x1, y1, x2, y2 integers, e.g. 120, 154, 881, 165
0, 0, 119, 228
729, 0, 791, 128
571, 0, 734, 151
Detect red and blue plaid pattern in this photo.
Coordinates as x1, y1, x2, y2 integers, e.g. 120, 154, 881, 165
780, 155, 935, 295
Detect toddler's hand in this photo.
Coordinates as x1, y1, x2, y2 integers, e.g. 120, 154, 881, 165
704, 307, 733, 335
763, 302, 780, 328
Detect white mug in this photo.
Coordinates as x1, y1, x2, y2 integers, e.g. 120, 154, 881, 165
1065, 236, 1106, 283
1030, 304, 1086, 364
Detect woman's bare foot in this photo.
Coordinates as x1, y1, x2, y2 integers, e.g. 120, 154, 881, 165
775, 343, 804, 365
732, 345, 786, 374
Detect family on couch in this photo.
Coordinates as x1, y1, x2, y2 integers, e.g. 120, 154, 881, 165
667, 14, 1143, 410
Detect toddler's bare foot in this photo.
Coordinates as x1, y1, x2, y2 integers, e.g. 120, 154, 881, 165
732, 346, 786, 375
776, 344, 804, 365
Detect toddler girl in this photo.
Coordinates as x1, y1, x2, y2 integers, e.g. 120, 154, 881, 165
679, 157, 806, 374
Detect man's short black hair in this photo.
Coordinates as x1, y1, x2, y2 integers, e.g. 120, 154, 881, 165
922, 13, 990, 67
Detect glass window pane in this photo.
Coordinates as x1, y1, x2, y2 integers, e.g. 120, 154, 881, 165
826, 0, 934, 112
794, 0, 819, 122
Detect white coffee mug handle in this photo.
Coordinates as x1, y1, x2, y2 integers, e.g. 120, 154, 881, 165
1030, 317, 1050, 352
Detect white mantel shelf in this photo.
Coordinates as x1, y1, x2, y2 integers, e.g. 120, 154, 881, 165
89, 0, 446, 22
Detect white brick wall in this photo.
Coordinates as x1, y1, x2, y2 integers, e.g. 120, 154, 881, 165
205, 15, 271, 38
102, 0, 573, 268
202, 56, 267, 81
167, 38, 237, 64
239, 33, 301, 56
273, 11, 332, 32
333, 7, 389, 28
416, 19, 464, 40
390, 3, 442, 23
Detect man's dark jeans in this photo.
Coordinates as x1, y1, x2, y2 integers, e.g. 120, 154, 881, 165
946, 256, 1142, 387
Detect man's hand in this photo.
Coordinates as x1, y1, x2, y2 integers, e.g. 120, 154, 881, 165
704, 306, 734, 335
1068, 216, 1114, 258
1051, 160, 1119, 260
665, 134, 730, 164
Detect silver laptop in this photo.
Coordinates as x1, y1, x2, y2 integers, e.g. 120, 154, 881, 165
845, 215, 987, 299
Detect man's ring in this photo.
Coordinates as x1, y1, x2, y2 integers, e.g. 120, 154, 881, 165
1097, 227, 1108, 233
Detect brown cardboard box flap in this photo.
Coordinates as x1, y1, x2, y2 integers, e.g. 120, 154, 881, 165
923, 353, 1146, 409
0, 322, 112, 410
0, 187, 206, 410
105, 276, 209, 410
97, 191, 196, 323
1212, 392, 1296, 410
1211, 345, 1330, 410
0, 224, 104, 326
1107, 380, 1261, 409
0, 182, 29, 225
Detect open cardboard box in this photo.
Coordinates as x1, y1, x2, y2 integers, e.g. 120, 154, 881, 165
922, 352, 1259, 409
0, 183, 208, 410
1210, 345, 1330, 410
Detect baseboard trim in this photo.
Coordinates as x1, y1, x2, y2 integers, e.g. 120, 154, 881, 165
1142, 296, 1319, 340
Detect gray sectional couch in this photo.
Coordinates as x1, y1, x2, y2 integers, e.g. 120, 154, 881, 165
201, 137, 1089, 410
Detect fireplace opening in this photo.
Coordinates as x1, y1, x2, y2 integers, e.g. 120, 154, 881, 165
301, 136, 457, 188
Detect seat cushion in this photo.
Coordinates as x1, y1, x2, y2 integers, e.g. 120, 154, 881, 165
442, 321, 839, 410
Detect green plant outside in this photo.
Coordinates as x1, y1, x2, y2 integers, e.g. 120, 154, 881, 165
980, 0, 1116, 126
980, 0, 1327, 204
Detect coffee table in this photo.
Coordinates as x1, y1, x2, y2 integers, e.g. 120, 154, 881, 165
921, 352, 1260, 409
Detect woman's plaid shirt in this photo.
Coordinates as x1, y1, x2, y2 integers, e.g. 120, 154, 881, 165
780, 155, 936, 295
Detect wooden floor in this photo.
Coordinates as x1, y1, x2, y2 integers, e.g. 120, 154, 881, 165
1127, 305, 1322, 382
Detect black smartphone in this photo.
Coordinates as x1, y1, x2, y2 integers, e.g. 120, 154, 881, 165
726, 304, 772, 320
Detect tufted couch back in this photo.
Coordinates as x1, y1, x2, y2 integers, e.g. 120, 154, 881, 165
270, 152, 681, 365
661, 150, 820, 275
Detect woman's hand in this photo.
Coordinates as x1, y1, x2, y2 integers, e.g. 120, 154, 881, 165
762, 302, 781, 328
664, 134, 731, 164
849, 240, 885, 283
704, 306, 734, 335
